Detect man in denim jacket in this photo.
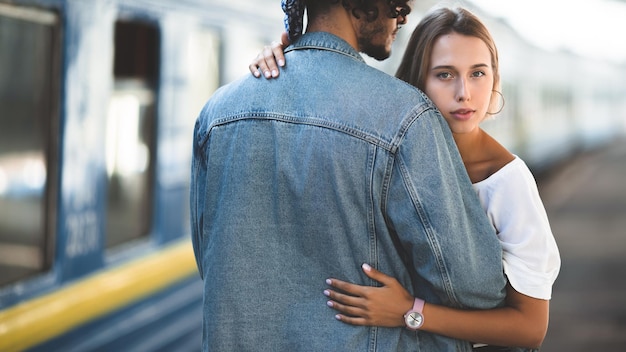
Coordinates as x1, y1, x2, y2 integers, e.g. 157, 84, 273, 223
190, 0, 507, 350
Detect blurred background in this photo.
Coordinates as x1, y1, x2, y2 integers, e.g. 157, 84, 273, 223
0, 0, 624, 351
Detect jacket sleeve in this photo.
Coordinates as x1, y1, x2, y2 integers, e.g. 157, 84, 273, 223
384, 108, 507, 309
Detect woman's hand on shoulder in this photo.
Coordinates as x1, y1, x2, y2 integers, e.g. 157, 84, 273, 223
249, 32, 289, 79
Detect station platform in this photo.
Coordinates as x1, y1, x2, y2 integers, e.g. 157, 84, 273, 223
536, 139, 626, 351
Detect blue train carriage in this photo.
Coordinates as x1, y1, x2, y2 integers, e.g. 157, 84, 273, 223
0, 0, 282, 351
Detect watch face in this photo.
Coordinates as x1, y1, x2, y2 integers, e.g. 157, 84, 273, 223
405, 311, 424, 330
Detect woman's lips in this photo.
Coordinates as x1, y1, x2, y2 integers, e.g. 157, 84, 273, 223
451, 109, 475, 120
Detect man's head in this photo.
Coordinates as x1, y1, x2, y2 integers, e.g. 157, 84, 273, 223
282, 0, 412, 60
352, 0, 411, 60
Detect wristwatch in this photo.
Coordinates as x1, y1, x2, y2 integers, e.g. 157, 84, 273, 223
403, 297, 425, 330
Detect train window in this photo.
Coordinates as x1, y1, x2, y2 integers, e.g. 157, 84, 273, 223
0, 5, 59, 286
105, 20, 159, 248
187, 28, 221, 116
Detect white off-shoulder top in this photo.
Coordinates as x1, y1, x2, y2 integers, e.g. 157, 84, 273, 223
472, 156, 561, 300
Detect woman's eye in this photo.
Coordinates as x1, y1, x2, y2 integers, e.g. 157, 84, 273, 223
437, 72, 452, 79
472, 71, 486, 78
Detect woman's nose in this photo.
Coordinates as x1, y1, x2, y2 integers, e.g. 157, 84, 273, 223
456, 79, 470, 102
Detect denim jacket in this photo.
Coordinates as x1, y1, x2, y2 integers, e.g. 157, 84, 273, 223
191, 32, 507, 351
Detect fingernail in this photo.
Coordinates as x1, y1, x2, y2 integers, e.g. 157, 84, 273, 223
362, 263, 372, 271
323, 290, 330, 296
326, 301, 333, 307
271, 69, 278, 77
278, 59, 285, 66
335, 314, 341, 320
326, 279, 332, 285
264, 71, 271, 78
253, 71, 260, 78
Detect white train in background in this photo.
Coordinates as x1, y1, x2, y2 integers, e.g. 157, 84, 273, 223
371, 3, 626, 172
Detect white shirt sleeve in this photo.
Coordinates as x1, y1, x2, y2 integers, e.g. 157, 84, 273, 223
473, 157, 561, 300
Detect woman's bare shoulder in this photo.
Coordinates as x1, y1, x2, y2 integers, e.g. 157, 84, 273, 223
465, 130, 515, 183
483, 131, 515, 172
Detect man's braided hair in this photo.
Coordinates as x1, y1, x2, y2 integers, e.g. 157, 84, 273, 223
284, 0, 412, 41
338, 0, 412, 22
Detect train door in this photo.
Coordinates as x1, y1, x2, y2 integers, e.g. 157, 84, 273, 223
0, 3, 60, 287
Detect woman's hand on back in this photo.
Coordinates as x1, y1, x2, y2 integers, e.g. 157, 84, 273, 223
324, 263, 414, 327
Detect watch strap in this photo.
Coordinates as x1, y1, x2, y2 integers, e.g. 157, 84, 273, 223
411, 297, 425, 314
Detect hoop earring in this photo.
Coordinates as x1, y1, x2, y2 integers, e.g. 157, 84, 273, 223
487, 90, 505, 115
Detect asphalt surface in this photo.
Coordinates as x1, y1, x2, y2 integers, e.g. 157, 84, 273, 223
535, 139, 626, 351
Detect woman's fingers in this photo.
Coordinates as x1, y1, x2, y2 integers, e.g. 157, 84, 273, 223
260, 45, 280, 78
248, 50, 270, 78
269, 41, 285, 68
324, 289, 371, 326
328, 300, 369, 326
326, 277, 368, 297
248, 43, 285, 79
361, 263, 400, 287
324, 287, 363, 307
249, 32, 289, 79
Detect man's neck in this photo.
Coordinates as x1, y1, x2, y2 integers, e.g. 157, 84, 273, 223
305, 5, 359, 51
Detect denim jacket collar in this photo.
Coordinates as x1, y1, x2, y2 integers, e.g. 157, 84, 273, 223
286, 31, 366, 64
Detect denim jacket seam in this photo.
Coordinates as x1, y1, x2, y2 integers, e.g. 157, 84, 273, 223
366, 144, 378, 272
285, 32, 366, 63
395, 152, 458, 305
368, 326, 378, 352
286, 45, 366, 64
380, 148, 394, 218
388, 104, 436, 152
205, 113, 395, 151
381, 102, 433, 215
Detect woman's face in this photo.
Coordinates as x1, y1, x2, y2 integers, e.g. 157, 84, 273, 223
424, 32, 495, 135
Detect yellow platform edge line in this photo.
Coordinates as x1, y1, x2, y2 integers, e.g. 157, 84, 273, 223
0, 240, 199, 352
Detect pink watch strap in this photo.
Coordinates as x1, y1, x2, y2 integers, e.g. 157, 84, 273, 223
412, 297, 425, 313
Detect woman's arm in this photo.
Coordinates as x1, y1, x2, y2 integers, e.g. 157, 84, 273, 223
325, 264, 549, 348
248, 32, 289, 79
